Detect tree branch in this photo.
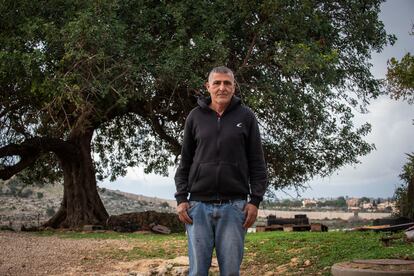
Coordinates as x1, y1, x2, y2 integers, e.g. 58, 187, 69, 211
0, 143, 40, 180
0, 137, 77, 180
127, 98, 182, 155
148, 114, 181, 156
240, 33, 257, 68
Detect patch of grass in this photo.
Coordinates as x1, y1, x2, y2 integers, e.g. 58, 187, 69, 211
33, 230, 413, 275
106, 237, 187, 262
36, 230, 187, 261
243, 231, 413, 275
36, 230, 186, 242
111, 246, 177, 261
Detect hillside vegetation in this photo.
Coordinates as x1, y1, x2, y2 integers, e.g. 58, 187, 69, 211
0, 179, 175, 229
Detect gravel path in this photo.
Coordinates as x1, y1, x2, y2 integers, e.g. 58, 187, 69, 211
0, 231, 122, 276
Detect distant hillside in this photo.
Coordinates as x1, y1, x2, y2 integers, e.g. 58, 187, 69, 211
0, 178, 176, 229
108, 189, 177, 209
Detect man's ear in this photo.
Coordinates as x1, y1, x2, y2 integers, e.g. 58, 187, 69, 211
205, 82, 209, 90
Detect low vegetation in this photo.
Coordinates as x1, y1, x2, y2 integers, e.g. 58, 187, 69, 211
35, 230, 413, 275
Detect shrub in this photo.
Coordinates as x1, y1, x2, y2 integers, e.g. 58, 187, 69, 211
18, 189, 33, 198
46, 207, 56, 217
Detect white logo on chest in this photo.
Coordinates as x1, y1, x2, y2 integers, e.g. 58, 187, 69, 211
236, 123, 243, 128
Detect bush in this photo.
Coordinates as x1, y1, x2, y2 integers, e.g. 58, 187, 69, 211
160, 202, 170, 208
37, 192, 44, 199
18, 189, 33, 198
393, 153, 414, 220
46, 207, 56, 217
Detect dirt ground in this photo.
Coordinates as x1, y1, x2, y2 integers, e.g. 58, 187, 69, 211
0, 231, 217, 276
0, 231, 290, 276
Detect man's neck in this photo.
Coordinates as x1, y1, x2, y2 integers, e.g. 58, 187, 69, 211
209, 102, 229, 116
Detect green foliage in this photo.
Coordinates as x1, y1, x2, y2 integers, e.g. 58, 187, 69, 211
386, 26, 414, 104
359, 197, 371, 204
386, 25, 414, 220
264, 196, 349, 209
387, 53, 414, 103
262, 199, 303, 209
394, 153, 414, 219
0, 0, 394, 192
318, 197, 347, 208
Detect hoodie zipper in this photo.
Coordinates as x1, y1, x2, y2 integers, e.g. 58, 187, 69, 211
216, 114, 221, 199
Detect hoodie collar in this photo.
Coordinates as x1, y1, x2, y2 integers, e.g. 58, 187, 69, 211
197, 95, 241, 115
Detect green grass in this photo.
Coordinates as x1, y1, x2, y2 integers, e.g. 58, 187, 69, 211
243, 231, 413, 275
36, 230, 185, 242
35, 230, 413, 275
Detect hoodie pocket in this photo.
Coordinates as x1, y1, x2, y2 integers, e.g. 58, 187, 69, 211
218, 162, 249, 195
190, 162, 216, 193
188, 163, 199, 187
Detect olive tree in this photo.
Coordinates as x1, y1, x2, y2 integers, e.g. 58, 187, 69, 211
0, 0, 393, 228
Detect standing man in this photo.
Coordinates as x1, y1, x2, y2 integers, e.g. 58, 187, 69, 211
174, 66, 268, 276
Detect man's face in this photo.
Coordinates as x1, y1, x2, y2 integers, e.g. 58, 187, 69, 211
205, 73, 235, 106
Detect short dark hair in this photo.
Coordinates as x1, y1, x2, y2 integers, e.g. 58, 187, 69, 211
208, 66, 234, 83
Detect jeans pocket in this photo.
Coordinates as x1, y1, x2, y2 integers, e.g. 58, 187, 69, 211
231, 200, 246, 215
188, 201, 200, 215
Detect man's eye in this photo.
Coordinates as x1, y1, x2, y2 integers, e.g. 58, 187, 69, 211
212, 81, 232, 85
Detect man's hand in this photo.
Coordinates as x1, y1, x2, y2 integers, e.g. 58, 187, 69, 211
243, 203, 258, 229
176, 202, 193, 224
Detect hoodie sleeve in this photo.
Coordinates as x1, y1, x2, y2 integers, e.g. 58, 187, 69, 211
246, 111, 268, 207
174, 112, 196, 204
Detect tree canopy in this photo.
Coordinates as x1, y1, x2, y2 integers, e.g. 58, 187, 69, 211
0, 0, 394, 227
386, 26, 414, 104
393, 154, 414, 219
386, 25, 413, 219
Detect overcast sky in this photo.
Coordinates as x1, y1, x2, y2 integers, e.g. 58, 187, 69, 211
100, 0, 414, 200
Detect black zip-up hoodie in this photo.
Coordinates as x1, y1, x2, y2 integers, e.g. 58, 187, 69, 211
174, 96, 268, 207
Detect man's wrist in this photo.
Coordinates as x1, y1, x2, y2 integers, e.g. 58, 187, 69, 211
249, 196, 261, 208
176, 196, 189, 205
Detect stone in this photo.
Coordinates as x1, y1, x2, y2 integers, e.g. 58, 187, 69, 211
171, 266, 189, 276
82, 225, 104, 231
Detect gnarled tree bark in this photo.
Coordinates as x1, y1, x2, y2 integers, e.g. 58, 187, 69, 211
0, 131, 109, 229
44, 129, 108, 228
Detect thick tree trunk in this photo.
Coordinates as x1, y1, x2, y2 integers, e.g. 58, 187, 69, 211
44, 130, 108, 228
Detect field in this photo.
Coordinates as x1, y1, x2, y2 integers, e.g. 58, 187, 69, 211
14, 230, 410, 275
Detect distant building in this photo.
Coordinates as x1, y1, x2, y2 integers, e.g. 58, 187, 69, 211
346, 198, 359, 208
302, 199, 317, 208
377, 201, 396, 212
362, 202, 374, 210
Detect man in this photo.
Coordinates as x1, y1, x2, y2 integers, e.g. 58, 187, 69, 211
174, 66, 268, 276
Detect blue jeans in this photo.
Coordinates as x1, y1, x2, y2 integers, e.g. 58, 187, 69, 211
186, 200, 247, 276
